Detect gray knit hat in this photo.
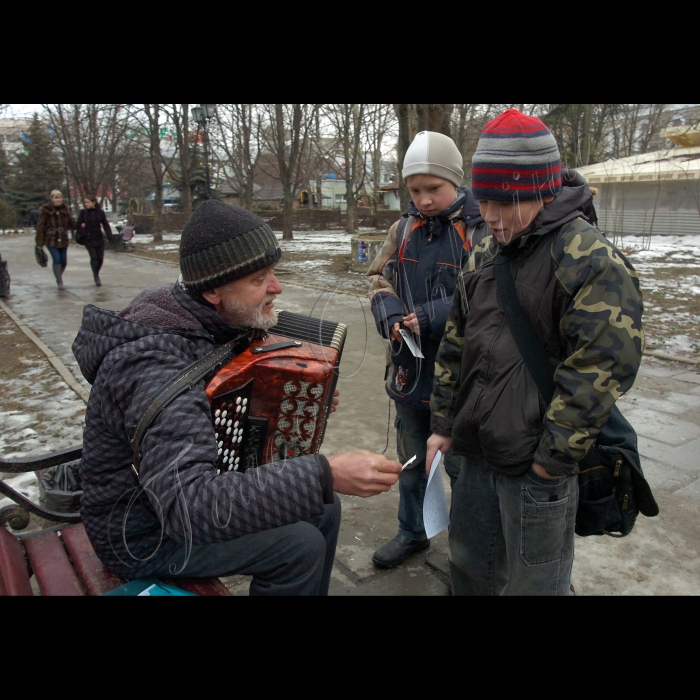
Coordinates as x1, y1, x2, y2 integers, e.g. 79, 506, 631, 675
402, 131, 464, 187
179, 200, 281, 293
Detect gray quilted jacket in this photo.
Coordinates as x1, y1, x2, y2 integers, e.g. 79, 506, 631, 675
72, 282, 334, 578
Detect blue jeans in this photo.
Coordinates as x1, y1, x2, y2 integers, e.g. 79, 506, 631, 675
149, 496, 341, 596
47, 247, 67, 267
449, 455, 577, 596
395, 403, 461, 541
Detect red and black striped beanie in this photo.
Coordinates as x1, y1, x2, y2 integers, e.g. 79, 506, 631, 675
472, 109, 562, 202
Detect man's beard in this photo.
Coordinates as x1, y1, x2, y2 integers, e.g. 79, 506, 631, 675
220, 295, 278, 330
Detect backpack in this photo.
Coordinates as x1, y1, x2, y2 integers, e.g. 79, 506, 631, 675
494, 249, 659, 538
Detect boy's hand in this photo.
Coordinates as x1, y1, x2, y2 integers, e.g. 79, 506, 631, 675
426, 433, 453, 475
403, 313, 420, 334
328, 451, 401, 498
330, 389, 340, 414
390, 322, 403, 342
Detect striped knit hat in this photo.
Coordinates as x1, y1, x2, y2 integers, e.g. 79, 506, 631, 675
180, 200, 281, 293
472, 109, 562, 202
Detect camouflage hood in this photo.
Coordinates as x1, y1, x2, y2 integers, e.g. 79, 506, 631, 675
430, 175, 644, 476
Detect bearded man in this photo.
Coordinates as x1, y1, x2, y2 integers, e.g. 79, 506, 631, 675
73, 200, 401, 596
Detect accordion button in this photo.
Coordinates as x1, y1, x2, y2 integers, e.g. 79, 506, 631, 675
234, 421, 239, 428
237, 436, 243, 444
218, 441, 223, 448
227, 428, 232, 435
242, 406, 248, 414
215, 418, 220, 426
228, 420, 233, 428
228, 465, 233, 472
222, 410, 228, 418
215, 410, 221, 418
236, 398, 242, 405
224, 449, 229, 456
243, 399, 248, 406
218, 449, 222, 456
235, 456, 240, 464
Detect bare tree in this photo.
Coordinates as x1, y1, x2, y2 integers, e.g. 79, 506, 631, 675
42, 104, 130, 207
212, 104, 262, 211
260, 104, 317, 240
164, 104, 193, 215
325, 104, 368, 235
364, 104, 397, 225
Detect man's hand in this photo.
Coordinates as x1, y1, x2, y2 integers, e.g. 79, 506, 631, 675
403, 313, 420, 334
328, 451, 401, 498
330, 389, 340, 414
532, 463, 559, 480
426, 433, 453, 475
81, 223, 87, 228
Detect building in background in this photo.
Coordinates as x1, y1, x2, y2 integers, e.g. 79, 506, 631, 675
0, 119, 36, 156
576, 124, 700, 237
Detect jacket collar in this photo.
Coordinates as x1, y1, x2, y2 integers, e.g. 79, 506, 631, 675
407, 186, 482, 237
173, 279, 260, 344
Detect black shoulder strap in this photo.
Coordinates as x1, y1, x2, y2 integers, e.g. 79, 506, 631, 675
130, 331, 249, 481
494, 251, 556, 402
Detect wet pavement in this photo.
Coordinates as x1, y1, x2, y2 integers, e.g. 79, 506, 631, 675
1, 232, 699, 595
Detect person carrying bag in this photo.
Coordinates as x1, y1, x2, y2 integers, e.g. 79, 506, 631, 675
77, 195, 114, 287
35, 190, 76, 290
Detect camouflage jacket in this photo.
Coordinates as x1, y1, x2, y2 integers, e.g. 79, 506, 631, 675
430, 182, 644, 476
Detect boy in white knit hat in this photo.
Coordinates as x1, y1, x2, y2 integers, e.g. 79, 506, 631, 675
367, 131, 487, 569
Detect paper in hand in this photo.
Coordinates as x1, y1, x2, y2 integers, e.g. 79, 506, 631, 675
422, 450, 450, 539
399, 329, 425, 359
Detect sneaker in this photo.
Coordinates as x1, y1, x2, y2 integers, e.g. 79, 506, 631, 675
372, 534, 430, 569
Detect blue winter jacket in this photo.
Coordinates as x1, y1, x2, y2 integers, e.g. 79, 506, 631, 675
367, 187, 485, 410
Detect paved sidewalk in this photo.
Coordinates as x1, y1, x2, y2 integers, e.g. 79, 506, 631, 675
1, 233, 699, 595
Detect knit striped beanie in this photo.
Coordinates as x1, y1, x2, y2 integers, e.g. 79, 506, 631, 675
472, 109, 562, 202
180, 200, 281, 293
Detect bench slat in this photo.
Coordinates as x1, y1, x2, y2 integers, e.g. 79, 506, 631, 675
25, 531, 86, 596
0, 528, 33, 597
163, 577, 232, 597
61, 524, 125, 596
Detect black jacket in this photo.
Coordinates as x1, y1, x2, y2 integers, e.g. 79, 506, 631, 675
72, 282, 334, 578
77, 207, 113, 246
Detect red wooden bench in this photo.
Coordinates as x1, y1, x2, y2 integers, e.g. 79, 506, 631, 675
0, 447, 230, 597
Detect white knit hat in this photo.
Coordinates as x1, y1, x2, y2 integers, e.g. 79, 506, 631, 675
402, 131, 464, 187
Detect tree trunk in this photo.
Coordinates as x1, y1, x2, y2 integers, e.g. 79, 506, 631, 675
346, 197, 357, 235
395, 104, 411, 211
282, 186, 294, 240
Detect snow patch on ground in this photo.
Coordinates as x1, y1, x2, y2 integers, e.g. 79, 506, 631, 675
0, 319, 85, 513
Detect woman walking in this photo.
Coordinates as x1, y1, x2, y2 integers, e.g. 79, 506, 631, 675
77, 195, 114, 286
36, 190, 77, 290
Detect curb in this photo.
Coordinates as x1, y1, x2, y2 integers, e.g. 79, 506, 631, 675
0, 299, 90, 404
644, 350, 700, 366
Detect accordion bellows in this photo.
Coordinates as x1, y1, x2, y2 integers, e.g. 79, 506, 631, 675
206, 311, 347, 474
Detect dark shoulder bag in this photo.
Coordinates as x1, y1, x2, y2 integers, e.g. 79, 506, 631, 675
494, 251, 659, 538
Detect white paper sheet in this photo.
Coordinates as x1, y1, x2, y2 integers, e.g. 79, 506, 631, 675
423, 450, 450, 539
399, 329, 425, 359
402, 455, 417, 471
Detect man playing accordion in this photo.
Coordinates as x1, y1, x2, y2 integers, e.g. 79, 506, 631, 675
73, 200, 401, 596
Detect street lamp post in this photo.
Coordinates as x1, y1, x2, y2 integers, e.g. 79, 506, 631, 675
192, 104, 217, 200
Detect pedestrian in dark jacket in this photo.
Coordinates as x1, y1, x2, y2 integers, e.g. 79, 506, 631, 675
36, 190, 77, 290
77, 195, 114, 286
427, 109, 644, 596
72, 200, 401, 595
366, 131, 486, 569
29, 208, 42, 231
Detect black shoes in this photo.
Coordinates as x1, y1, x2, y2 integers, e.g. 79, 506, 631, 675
94, 274, 102, 287
372, 534, 430, 569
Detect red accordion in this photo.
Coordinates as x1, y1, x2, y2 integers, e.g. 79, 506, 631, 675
206, 311, 347, 475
